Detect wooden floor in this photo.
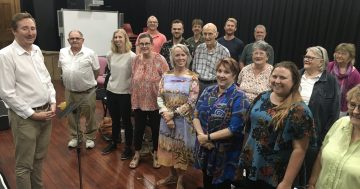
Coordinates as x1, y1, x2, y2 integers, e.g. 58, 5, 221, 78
0, 81, 202, 189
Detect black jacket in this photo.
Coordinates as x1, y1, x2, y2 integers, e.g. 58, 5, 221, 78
300, 69, 340, 146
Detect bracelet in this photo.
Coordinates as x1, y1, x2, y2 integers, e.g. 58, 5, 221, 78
208, 133, 211, 141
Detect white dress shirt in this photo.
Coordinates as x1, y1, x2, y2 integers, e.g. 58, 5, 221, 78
300, 72, 322, 105
58, 46, 100, 92
0, 40, 56, 119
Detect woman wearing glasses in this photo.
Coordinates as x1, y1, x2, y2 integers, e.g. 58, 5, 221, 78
307, 84, 360, 189
299, 46, 340, 182
327, 43, 360, 117
130, 33, 169, 169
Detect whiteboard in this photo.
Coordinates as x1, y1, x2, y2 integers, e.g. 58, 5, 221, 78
58, 9, 120, 56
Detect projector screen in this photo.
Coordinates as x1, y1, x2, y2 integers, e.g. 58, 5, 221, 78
58, 9, 121, 56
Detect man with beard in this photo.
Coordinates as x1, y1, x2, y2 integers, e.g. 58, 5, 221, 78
160, 19, 192, 69
217, 18, 244, 62
239, 24, 274, 69
135, 15, 167, 54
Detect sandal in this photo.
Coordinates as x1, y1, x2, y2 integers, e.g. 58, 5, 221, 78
153, 153, 161, 169
156, 175, 177, 186
129, 155, 140, 169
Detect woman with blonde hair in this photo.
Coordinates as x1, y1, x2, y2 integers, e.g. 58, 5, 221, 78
101, 29, 136, 159
327, 43, 360, 117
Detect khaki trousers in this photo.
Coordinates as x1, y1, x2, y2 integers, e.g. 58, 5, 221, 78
66, 89, 97, 140
9, 109, 52, 189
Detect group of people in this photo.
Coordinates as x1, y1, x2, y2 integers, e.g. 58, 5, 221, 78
1, 12, 360, 189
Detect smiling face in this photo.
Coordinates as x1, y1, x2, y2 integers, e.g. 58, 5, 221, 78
270, 67, 294, 98
252, 48, 268, 65
192, 24, 202, 36
224, 20, 236, 36
216, 64, 235, 90
172, 47, 188, 69
138, 36, 152, 55
335, 50, 351, 65
113, 31, 125, 50
68, 31, 84, 51
348, 98, 360, 127
303, 50, 323, 73
254, 27, 266, 41
13, 18, 37, 50
171, 23, 184, 40
147, 16, 159, 31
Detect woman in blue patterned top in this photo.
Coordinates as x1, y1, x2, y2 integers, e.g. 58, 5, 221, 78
238, 61, 315, 189
193, 57, 250, 189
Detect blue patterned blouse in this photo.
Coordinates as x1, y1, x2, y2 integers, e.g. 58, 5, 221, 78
194, 83, 250, 184
239, 91, 315, 187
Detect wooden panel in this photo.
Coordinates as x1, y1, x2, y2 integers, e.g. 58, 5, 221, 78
0, 0, 20, 49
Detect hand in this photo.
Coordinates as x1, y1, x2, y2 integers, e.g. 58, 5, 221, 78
197, 133, 208, 145
277, 180, 292, 189
30, 110, 55, 121
162, 111, 174, 122
166, 119, 175, 129
202, 142, 215, 150
50, 103, 56, 113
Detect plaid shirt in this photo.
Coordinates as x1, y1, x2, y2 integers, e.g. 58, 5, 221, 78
192, 42, 230, 80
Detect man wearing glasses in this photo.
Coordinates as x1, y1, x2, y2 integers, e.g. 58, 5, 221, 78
135, 15, 167, 54
58, 30, 100, 149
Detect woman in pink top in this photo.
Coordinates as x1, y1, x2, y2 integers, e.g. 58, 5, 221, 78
130, 33, 169, 169
327, 43, 360, 117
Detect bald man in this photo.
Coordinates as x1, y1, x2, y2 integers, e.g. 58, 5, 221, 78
192, 23, 230, 94
135, 15, 167, 54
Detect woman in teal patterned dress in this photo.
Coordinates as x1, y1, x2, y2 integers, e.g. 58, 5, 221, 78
156, 44, 199, 189
238, 61, 315, 189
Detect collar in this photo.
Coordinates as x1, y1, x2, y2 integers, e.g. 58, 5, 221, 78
68, 46, 84, 56
13, 40, 36, 55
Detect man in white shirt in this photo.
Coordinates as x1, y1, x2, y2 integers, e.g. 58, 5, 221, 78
58, 30, 100, 149
0, 12, 56, 189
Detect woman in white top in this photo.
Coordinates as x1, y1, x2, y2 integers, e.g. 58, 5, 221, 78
101, 29, 136, 159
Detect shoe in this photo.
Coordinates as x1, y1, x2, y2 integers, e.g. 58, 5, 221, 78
68, 139, 81, 148
85, 140, 95, 149
129, 155, 140, 169
101, 143, 116, 155
152, 153, 161, 169
121, 147, 132, 160
156, 175, 177, 186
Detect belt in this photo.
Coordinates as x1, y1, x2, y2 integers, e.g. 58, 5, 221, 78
70, 87, 95, 94
199, 79, 217, 84
32, 103, 49, 111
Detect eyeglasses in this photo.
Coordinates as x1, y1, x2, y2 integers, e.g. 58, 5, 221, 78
69, 37, 83, 41
148, 21, 158, 24
138, 42, 151, 47
348, 102, 360, 111
303, 55, 322, 61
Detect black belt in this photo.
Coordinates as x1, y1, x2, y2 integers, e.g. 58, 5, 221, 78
70, 87, 95, 94
32, 103, 49, 111
199, 79, 217, 84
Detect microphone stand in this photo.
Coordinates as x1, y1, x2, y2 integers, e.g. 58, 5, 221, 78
58, 89, 96, 189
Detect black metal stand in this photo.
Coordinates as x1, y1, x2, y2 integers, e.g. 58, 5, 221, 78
57, 89, 96, 189
73, 108, 83, 189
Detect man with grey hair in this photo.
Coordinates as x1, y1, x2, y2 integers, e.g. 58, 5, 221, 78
192, 23, 230, 94
135, 15, 167, 54
239, 24, 274, 68
58, 30, 100, 149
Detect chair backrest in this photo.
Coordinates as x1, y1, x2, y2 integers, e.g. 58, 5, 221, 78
98, 56, 107, 76
123, 23, 134, 35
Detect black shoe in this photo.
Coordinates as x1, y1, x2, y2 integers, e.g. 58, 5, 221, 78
121, 147, 132, 160
101, 143, 116, 155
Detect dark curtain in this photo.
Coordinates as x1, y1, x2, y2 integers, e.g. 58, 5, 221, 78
145, 0, 360, 69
